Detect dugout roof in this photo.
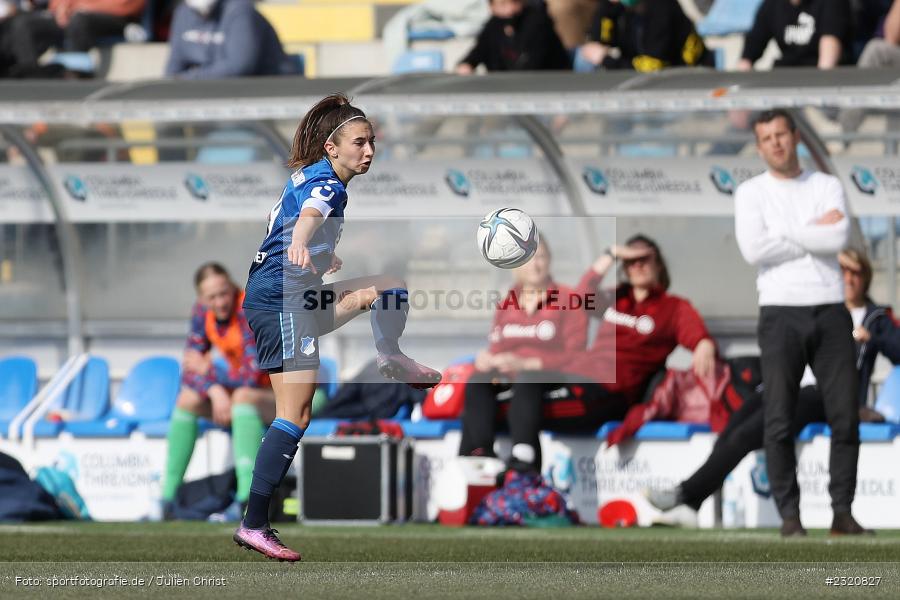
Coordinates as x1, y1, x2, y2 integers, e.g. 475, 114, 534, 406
0, 68, 898, 124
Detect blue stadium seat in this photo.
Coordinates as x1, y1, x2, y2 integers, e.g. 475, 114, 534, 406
67, 357, 180, 437
401, 419, 461, 438
392, 50, 444, 74
196, 129, 260, 164
47, 52, 96, 74
697, 0, 764, 37
0, 356, 38, 438
874, 365, 900, 423
138, 420, 172, 438
795, 422, 900, 442
305, 419, 341, 437
143, 357, 338, 438
634, 422, 711, 440
796, 422, 828, 441
596, 421, 622, 439
34, 357, 109, 437
407, 27, 455, 42
318, 356, 339, 399
594, 421, 711, 441
859, 423, 900, 442
288, 53, 305, 77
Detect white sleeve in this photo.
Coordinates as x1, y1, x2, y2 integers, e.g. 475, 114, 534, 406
734, 181, 806, 266
784, 176, 850, 254
300, 198, 332, 218
299, 182, 342, 219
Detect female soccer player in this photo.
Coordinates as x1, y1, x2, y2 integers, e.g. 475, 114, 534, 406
233, 93, 441, 561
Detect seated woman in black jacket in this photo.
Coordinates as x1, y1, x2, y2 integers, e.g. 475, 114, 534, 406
456, 0, 571, 73
575, 0, 713, 72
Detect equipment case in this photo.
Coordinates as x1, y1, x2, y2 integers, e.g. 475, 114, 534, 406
296, 435, 412, 524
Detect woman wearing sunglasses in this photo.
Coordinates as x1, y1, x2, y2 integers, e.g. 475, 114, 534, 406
571, 233, 717, 407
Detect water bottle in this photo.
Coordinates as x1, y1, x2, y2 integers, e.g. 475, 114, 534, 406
146, 472, 163, 521
722, 474, 737, 528
549, 448, 575, 492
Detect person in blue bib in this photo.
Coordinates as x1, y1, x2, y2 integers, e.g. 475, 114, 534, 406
234, 93, 442, 561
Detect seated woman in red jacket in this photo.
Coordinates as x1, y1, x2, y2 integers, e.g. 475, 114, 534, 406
459, 238, 602, 472
458, 234, 717, 473
572, 233, 717, 406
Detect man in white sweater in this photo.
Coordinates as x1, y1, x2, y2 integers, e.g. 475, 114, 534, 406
735, 109, 871, 537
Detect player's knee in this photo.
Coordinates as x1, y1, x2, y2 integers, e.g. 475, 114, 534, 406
231, 387, 258, 406
176, 387, 204, 412
384, 278, 407, 291
339, 287, 374, 312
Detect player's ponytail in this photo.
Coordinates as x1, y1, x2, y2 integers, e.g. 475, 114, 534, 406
288, 93, 368, 169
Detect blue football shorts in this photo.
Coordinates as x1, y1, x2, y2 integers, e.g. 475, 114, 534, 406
246, 285, 337, 373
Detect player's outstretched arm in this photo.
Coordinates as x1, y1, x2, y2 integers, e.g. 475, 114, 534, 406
287, 207, 325, 272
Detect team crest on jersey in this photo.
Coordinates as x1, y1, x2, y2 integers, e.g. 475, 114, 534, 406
291, 169, 307, 187
299, 336, 316, 356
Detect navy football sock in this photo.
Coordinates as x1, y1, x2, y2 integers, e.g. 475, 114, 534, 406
370, 288, 408, 355
243, 418, 303, 529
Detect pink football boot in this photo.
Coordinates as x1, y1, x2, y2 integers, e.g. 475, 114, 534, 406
233, 525, 301, 562
376, 352, 442, 389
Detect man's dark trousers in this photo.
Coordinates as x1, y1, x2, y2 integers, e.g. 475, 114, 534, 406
758, 303, 860, 519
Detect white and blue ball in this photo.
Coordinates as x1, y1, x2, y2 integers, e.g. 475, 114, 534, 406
477, 207, 539, 269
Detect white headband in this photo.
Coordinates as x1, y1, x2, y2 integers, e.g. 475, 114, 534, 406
326, 115, 365, 142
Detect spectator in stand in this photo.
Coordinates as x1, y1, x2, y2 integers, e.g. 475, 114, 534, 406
3, 0, 145, 75
575, 0, 713, 72
841, 0, 900, 132
856, 0, 900, 67
545, 0, 599, 50
738, 0, 853, 70
850, 0, 894, 61
648, 249, 895, 521
0, 1, 50, 77
733, 108, 870, 537
161, 263, 275, 521
165, 0, 298, 79
456, 0, 571, 74
458, 239, 594, 472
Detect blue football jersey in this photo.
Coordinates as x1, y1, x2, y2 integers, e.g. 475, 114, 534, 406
244, 158, 346, 311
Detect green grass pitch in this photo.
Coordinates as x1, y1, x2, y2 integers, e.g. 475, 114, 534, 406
1, 522, 899, 599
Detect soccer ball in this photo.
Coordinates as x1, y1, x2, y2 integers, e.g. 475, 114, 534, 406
477, 207, 539, 269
